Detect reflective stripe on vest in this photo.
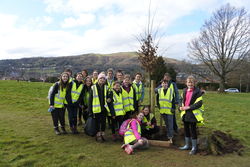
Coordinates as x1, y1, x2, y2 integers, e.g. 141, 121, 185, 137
92, 84, 110, 114
122, 87, 134, 112
132, 82, 142, 101
71, 81, 83, 103
124, 119, 141, 144
180, 96, 205, 125
158, 87, 174, 115
54, 87, 66, 108
113, 90, 125, 116
142, 113, 154, 129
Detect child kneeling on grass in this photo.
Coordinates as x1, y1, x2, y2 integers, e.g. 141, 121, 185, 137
179, 75, 205, 155
121, 111, 149, 155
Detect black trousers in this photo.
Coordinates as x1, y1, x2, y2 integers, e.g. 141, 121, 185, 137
94, 112, 106, 132
183, 121, 197, 139
78, 106, 82, 120
142, 126, 159, 138
67, 106, 78, 127
51, 108, 65, 128
110, 116, 124, 134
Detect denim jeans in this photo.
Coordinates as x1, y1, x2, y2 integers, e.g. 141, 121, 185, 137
161, 114, 174, 138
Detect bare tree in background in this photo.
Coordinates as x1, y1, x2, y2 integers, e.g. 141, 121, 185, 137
188, 4, 250, 92
137, 0, 159, 102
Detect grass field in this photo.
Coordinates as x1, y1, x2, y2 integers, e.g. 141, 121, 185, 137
0, 80, 250, 167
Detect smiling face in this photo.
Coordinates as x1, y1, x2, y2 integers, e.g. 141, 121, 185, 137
123, 78, 130, 86
162, 81, 168, 89
143, 107, 150, 116
113, 82, 120, 91
98, 77, 105, 85
61, 73, 69, 83
107, 71, 113, 79
93, 71, 98, 79
186, 79, 195, 89
116, 72, 123, 81
137, 112, 144, 121
85, 77, 92, 86
135, 74, 142, 82
76, 74, 83, 82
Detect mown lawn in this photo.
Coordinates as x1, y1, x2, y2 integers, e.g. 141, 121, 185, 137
0, 80, 249, 167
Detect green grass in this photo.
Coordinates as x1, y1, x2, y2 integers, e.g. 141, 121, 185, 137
0, 80, 250, 167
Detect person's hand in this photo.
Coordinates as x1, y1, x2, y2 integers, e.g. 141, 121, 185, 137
49, 105, 54, 108
147, 122, 151, 126
151, 125, 155, 128
107, 98, 111, 103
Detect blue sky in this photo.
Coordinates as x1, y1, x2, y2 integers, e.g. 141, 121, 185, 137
0, 0, 249, 60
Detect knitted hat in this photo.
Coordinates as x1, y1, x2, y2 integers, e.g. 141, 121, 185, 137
98, 73, 106, 80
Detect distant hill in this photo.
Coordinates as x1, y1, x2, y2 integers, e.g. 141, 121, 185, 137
0, 52, 182, 80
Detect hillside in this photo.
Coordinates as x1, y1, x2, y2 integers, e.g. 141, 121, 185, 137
0, 52, 181, 80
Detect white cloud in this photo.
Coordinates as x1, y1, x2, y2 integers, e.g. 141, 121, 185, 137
61, 13, 95, 28
0, 0, 250, 60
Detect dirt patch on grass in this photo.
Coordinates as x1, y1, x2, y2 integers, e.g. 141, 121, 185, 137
151, 126, 244, 155
209, 130, 244, 155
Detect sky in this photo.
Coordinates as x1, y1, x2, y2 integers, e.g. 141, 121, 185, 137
0, 0, 249, 60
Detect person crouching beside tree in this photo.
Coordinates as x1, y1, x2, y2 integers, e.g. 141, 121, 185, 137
179, 75, 205, 155
49, 72, 69, 135
107, 81, 126, 141
88, 73, 110, 142
141, 105, 159, 139
156, 80, 175, 143
121, 111, 149, 155
65, 72, 84, 134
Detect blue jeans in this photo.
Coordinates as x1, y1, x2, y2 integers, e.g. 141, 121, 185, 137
161, 114, 174, 138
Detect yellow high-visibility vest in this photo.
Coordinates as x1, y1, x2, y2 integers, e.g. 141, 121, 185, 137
92, 78, 98, 84
142, 113, 155, 129
54, 87, 66, 108
71, 81, 83, 103
112, 90, 125, 116
122, 87, 134, 112
158, 87, 174, 115
180, 96, 205, 126
124, 119, 141, 144
132, 82, 143, 101
92, 84, 110, 114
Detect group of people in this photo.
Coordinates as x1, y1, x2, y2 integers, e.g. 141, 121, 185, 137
48, 68, 205, 155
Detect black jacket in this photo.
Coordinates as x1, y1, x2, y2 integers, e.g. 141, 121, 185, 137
182, 87, 203, 122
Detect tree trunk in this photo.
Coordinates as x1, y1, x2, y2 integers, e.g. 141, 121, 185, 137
148, 72, 151, 105
219, 77, 226, 93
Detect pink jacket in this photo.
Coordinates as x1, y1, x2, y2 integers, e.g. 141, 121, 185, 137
130, 118, 141, 140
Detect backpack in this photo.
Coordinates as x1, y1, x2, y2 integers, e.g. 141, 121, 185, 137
119, 119, 132, 136
47, 82, 58, 99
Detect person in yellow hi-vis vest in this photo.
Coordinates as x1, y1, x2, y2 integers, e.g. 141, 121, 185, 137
107, 81, 126, 141
65, 72, 84, 134
141, 106, 159, 139
156, 80, 175, 143
122, 74, 136, 120
91, 70, 99, 85
49, 72, 70, 135
132, 73, 145, 112
79, 76, 92, 125
121, 111, 149, 155
179, 75, 205, 155
88, 73, 110, 142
